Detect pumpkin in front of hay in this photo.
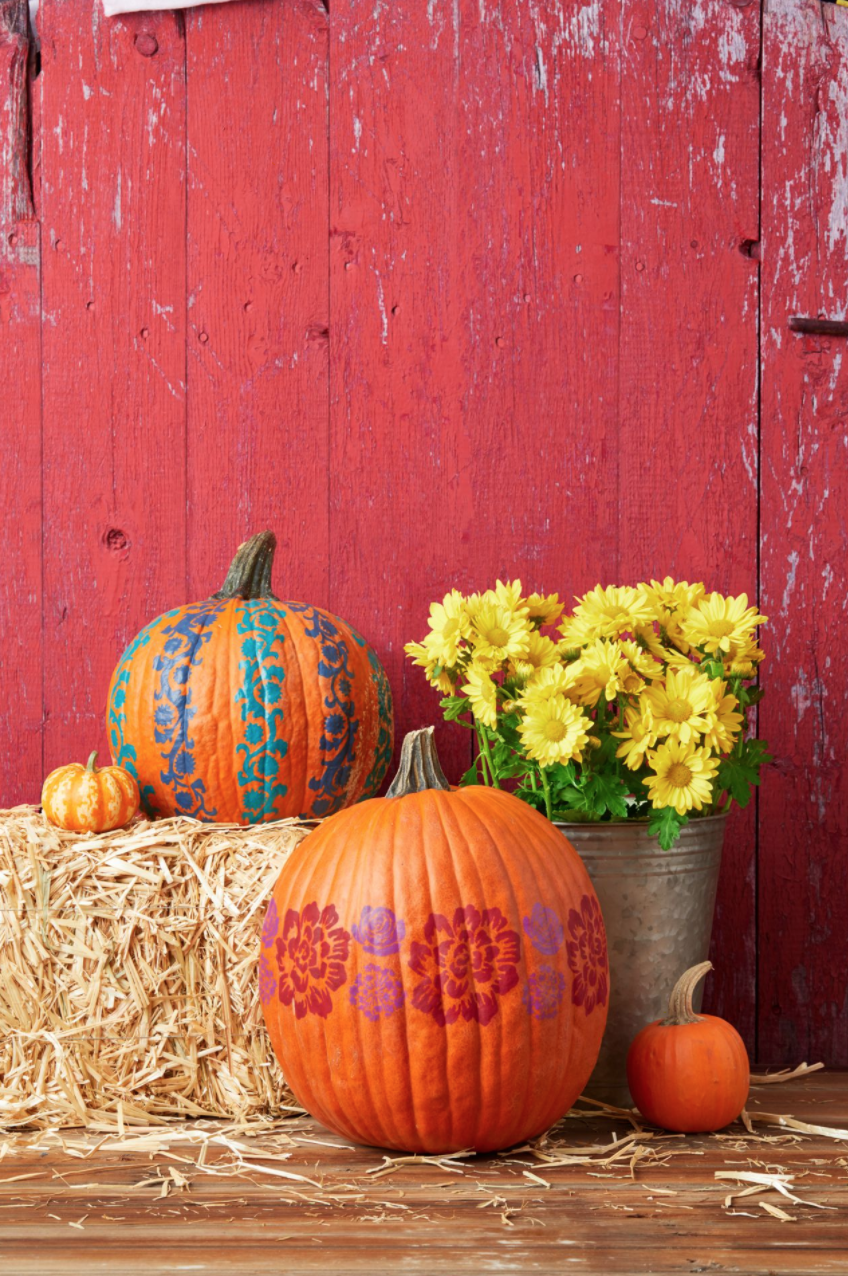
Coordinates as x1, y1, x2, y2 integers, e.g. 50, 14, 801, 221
259, 727, 609, 1153
41, 751, 139, 833
626, 961, 750, 1133
105, 532, 393, 824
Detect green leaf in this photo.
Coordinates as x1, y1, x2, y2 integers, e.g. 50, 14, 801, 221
716, 738, 772, 809
459, 761, 481, 787
440, 695, 470, 723
648, 806, 688, 850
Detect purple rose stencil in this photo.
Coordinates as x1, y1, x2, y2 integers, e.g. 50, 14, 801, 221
352, 906, 406, 956
523, 903, 565, 955
259, 952, 277, 1005
523, 965, 566, 1020
261, 899, 279, 947
349, 964, 405, 1022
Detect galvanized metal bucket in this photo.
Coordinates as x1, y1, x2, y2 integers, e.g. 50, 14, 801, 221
556, 815, 727, 1108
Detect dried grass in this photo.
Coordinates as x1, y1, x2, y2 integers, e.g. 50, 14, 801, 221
0, 805, 311, 1129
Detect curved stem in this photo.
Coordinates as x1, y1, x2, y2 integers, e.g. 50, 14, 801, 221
662, 960, 712, 1025
387, 728, 452, 797
477, 726, 499, 789
85, 750, 99, 773
539, 766, 553, 822
212, 531, 278, 600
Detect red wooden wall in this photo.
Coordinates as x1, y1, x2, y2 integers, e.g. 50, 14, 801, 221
1, 0, 846, 1065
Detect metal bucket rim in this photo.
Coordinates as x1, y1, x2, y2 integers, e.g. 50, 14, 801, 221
553, 813, 729, 830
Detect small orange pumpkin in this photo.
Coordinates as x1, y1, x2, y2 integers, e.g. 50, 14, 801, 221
259, 727, 609, 1154
626, 961, 750, 1133
41, 751, 140, 833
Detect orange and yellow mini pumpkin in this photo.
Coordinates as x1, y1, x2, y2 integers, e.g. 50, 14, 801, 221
259, 728, 609, 1153
41, 751, 140, 833
105, 532, 393, 824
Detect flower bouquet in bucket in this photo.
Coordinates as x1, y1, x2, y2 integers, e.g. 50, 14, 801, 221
405, 579, 769, 849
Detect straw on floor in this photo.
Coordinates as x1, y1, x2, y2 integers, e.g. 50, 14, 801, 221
0, 807, 310, 1129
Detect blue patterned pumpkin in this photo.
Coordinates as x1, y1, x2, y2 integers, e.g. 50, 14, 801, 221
106, 532, 393, 823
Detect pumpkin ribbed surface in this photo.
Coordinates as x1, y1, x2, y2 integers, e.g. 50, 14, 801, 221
260, 780, 608, 1153
42, 755, 139, 833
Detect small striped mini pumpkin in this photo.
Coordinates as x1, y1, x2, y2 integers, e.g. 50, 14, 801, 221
41, 751, 140, 833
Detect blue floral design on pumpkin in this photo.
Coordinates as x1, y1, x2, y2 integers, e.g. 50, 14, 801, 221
523, 965, 566, 1020
108, 621, 158, 815
262, 899, 280, 947
352, 906, 406, 956
259, 953, 277, 1005
349, 964, 405, 1022
234, 602, 289, 821
523, 903, 565, 955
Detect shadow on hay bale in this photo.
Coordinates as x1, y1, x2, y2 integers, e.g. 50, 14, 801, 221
0, 808, 311, 1129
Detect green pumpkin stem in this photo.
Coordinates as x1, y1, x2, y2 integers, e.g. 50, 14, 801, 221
386, 728, 452, 798
212, 532, 278, 601
85, 750, 99, 773
661, 961, 712, 1026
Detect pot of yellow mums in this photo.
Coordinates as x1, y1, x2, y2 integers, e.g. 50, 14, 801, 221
405, 579, 769, 1106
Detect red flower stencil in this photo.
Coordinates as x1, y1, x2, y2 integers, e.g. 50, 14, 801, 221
275, 901, 351, 1019
566, 894, 608, 1015
408, 905, 520, 1027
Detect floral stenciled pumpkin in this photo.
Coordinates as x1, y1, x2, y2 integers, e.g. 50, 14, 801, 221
106, 532, 393, 823
259, 727, 609, 1153
42, 751, 139, 833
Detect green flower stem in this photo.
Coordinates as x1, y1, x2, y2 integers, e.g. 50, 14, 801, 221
476, 725, 500, 788
539, 766, 553, 821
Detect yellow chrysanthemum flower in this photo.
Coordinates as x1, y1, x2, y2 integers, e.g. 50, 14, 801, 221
723, 637, 765, 677
424, 588, 469, 668
468, 602, 531, 665
641, 667, 715, 744
519, 662, 583, 705
491, 579, 527, 613
461, 664, 498, 729
680, 592, 767, 658
569, 638, 631, 707
618, 639, 664, 693
524, 591, 564, 626
559, 585, 656, 646
613, 706, 657, 771
511, 631, 561, 681
645, 740, 719, 816
703, 682, 744, 753
404, 640, 454, 694
519, 695, 591, 769
638, 577, 706, 623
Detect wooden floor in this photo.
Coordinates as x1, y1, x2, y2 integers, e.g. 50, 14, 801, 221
0, 1074, 846, 1274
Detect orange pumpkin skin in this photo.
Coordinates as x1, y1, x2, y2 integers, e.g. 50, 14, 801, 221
260, 734, 609, 1153
42, 752, 139, 833
106, 533, 393, 824
627, 978, 750, 1134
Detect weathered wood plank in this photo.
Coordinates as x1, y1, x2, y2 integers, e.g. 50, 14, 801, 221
618, 0, 762, 1050
0, 0, 41, 804
185, 0, 330, 602
758, 0, 848, 1064
328, 0, 621, 782
38, 3, 188, 773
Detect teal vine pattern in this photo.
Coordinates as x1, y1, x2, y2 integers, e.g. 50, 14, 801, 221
234, 601, 289, 821
107, 615, 170, 816
360, 643, 394, 800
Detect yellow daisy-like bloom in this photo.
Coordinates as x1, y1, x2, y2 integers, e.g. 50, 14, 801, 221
569, 638, 631, 707
723, 637, 765, 677
645, 740, 719, 816
703, 683, 744, 753
519, 662, 583, 705
519, 695, 591, 769
638, 577, 706, 623
404, 640, 454, 694
680, 592, 767, 658
641, 667, 715, 744
468, 602, 531, 665
424, 588, 469, 667
559, 585, 656, 646
524, 591, 564, 626
461, 664, 498, 729
619, 639, 664, 693
491, 579, 527, 613
511, 631, 561, 681
613, 706, 657, 771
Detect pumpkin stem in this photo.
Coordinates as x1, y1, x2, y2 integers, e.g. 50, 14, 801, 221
662, 961, 713, 1026
212, 532, 278, 601
386, 727, 452, 797
85, 750, 99, 773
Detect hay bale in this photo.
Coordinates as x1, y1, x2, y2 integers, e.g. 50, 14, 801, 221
0, 806, 310, 1129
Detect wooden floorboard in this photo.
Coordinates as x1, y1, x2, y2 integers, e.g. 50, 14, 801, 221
0, 1074, 846, 1274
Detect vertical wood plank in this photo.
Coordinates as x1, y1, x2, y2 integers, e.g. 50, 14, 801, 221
759, 0, 848, 1064
618, 0, 761, 1050
185, 0, 329, 602
39, 0, 187, 772
0, 0, 41, 803
329, 0, 621, 781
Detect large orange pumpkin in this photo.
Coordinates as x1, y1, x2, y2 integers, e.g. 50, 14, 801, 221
106, 532, 393, 823
259, 728, 609, 1153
